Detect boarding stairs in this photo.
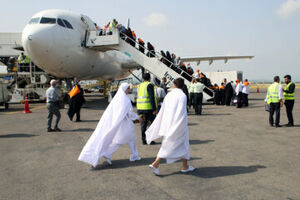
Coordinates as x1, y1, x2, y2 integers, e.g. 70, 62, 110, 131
85, 30, 214, 102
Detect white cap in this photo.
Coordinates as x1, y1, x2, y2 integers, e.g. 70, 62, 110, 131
50, 79, 57, 86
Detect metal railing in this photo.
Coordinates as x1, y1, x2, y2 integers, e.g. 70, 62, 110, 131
93, 28, 214, 97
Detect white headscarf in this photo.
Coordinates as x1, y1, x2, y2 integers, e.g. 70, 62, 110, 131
78, 83, 132, 167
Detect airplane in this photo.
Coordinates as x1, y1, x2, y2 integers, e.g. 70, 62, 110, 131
22, 9, 253, 82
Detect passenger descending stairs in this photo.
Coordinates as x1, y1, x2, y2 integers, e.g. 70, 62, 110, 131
85, 30, 214, 102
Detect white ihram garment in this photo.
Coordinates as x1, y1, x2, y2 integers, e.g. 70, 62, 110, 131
242, 84, 249, 94
146, 88, 190, 163
78, 83, 140, 167
235, 83, 243, 95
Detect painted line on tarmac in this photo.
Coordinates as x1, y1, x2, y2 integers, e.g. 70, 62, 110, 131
0, 105, 46, 115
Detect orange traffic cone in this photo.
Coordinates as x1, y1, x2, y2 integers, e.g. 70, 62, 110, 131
257, 87, 259, 93
23, 97, 32, 114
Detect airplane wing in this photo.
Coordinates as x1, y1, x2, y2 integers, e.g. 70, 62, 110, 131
180, 56, 254, 65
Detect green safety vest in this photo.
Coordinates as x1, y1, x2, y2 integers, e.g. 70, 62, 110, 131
136, 82, 157, 110
267, 82, 280, 104
283, 82, 295, 100
24, 56, 31, 64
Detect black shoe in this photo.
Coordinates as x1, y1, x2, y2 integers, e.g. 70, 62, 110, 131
75, 120, 82, 122
47, 128, 55, 132
275, 124, 282, 128
54, 128, 62, 132
269, 123, 274, 127
142, 140, 147, 145
286, 123, 294, 127
150, 141, 156, 145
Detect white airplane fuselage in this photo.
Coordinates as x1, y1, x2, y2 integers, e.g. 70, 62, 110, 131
22, 9, 132, 80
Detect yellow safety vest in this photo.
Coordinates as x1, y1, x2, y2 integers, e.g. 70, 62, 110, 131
137, 82, 157, 110
267, 82, 280, 104
24, 56, 31, 64
283, 82, 295, 100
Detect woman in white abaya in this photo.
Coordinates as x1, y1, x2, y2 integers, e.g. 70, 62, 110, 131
78, 83, 141, 168
146, 78, 194, 175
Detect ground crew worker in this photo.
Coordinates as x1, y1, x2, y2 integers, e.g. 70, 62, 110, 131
138, 38, 145, 53
194, 78, 205, 115
18, 52, 26, 72
137, 73, 158, 145
265, 76, 283, 127
283, 75, 295, 127
188, 79, 196, 109
242, 79, 250, 107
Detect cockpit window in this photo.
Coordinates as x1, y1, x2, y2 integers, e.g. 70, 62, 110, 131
40, 17, 56, 24
29, 17, 40, 24
57, 18, 65, 27
63, 19, 73, 29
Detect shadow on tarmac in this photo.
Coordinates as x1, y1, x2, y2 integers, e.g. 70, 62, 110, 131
84, 98, 108, 110
188, 123, 199, 126
189, 140, 214, 145
63, 128, 94, 132
200, 113, 232, 116
0, 133, 37, 138
91, 157, 202, 171
160, 165, 266, 178
78, 119, 100, 123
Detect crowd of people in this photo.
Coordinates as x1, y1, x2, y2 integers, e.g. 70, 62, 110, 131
95, 19, 195, 78
78, 75, 194, 175
212, 78, 250, 108
45, 72, 295, 176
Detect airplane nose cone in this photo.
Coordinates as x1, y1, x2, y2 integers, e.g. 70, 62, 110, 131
22, 25, 54, 61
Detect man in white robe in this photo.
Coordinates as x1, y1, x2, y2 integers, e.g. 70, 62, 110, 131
146, 78, 194, 175
78, 83, 141, 168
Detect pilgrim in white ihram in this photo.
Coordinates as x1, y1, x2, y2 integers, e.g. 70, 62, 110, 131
146, 78, 194, 175
78, 83, 141, 167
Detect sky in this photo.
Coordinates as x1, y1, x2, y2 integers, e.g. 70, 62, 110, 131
1, 0, 300, 81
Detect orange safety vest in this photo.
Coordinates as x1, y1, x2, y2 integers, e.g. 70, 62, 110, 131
138, 38, 144, 43
244, 81, 249, 86
221, 85, 225, 90
68, 85, 81, 99
132, 31, 136, 39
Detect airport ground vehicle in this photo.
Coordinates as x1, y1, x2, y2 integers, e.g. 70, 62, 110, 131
0, 80, 11, 109
108, 78, 137, 103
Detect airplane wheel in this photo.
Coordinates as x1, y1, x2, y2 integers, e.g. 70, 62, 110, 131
4, 103, 9, 110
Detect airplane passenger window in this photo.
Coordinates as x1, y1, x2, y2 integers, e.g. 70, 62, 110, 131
63, 19, 73, 29
28, 17, 40, 24
57, 18, 65, 27
40, 17, 56, 24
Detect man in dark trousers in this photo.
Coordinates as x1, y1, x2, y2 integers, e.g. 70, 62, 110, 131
266, 76, 283, 127
194, 79, 205, 115
68, 83, 85, 122
224, 78, 233, 106
137, 73, 158, 145
283, 75, 295, 127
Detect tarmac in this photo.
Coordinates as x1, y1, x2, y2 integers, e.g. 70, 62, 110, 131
0, 90, 299, 200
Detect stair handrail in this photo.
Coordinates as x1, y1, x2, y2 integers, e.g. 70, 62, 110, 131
117, 31, 194, 79
93, 29, 214, 96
